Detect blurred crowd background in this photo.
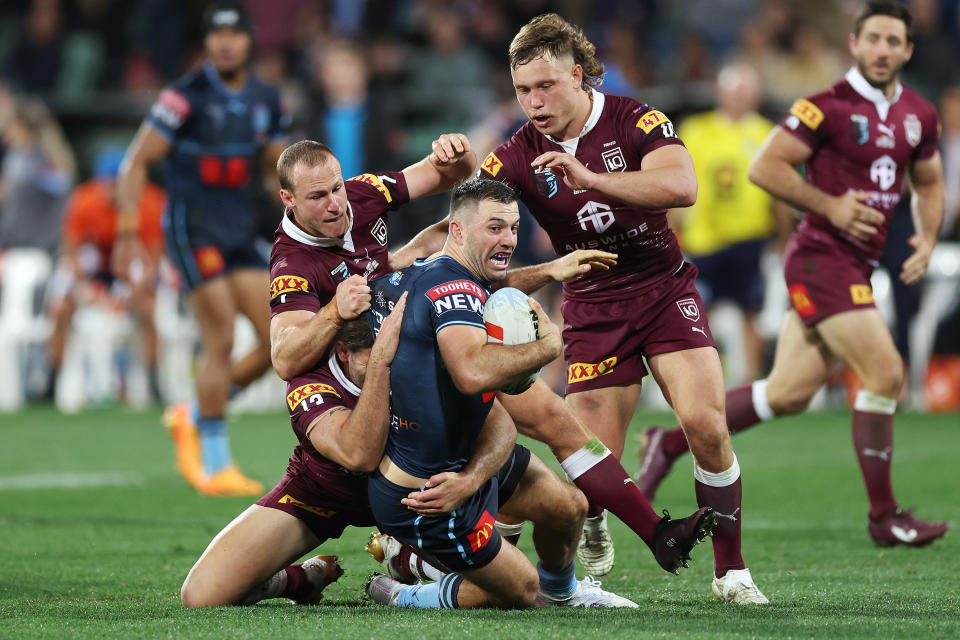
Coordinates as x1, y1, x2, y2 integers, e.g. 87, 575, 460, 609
0, 0, 958, 412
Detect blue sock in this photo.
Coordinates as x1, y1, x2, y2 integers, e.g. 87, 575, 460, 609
196, 416, 231, 475
537, 562, 578, 599
395, 574, 462, 609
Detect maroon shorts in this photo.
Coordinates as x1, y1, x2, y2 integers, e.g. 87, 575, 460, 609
256, 463, 376, 542
561, 262, 716, 395
783, 235, 875, 327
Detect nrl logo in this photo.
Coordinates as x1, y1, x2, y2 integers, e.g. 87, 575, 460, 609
676, 298, 700, 322
534, 168, 558, 198
904, 113, 921, 147
371, 217, 388, 246
601, 147, 626, 172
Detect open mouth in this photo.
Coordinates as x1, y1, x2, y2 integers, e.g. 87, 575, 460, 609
532, 115, 551, 127
322, 212, 343, 224
490, 251, 511, 268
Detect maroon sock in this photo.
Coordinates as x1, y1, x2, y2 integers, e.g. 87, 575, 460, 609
572, 455, 659, 546
725, 384, 762, 432
662, 427, 690, 459
695, 477, 745, 577
280, 564, 312, 600
661, 385, 763, 463
853, 410, 897, 521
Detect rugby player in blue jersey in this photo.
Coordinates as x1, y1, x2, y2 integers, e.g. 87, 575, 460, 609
114, 2, 287, 496
364, 179, 638, 608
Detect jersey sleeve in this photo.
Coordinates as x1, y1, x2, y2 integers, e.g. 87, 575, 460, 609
780, 94, 830, 150
628, 105, 685, 158
269, 247, 323, 315
424, 279, 488, 334
267, 87, 290, 144
912, 106, 940, 162
286, 372, 349, 440
145, 83, 193, 141
479, 139, 524, 192
346, 170, 410, 211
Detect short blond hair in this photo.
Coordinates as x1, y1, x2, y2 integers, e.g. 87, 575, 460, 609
508, 13, 604, 90
276, 140, 334, 192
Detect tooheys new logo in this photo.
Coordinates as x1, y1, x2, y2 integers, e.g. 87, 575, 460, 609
425, 280, 486, 314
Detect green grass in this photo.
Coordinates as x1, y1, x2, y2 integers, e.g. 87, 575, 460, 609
0, 406, 957, 638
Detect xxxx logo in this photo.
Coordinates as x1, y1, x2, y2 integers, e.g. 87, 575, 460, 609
286, 383, 340, 410
278, 494, 336, 518
567, 356, 618, 384
481, 152, 503, 177
270, 275, 309, 299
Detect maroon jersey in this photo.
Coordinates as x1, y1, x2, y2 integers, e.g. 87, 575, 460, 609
781, 68, 939, 265
268, 171, 410, 316
481, 92, 685, 302
284, 353, 364, 487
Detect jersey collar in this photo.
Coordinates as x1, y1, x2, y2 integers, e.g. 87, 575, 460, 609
845, 66, 902, 121
546, 90, 605, 155
282, 205, 355, 252
329, 353, 361, 397
203, 61, 250, 98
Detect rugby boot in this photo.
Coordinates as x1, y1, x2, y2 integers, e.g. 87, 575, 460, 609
635, 426, 675, 503
366, 532, 419, 583
711, 568, 769, 604
536, 576, 638, 608
576, 512, 615, 576
200, 465, 264, 497
652, 507, 717, 574
365, 573, 407, 607
868, 508, 949, 547
163, 403, 206, 489
294, 555, 344, 604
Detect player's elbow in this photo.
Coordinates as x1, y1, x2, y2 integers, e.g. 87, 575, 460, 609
340, 450, 382, 474
747, 156, 770, 189
674, 181, 697, 208
450, 369, 489, 396
271, 355, 297, 382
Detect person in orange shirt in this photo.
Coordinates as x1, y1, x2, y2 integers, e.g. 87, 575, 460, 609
47, 146, 166, 401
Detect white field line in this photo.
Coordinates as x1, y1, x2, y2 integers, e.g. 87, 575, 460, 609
0, 472, 143, 490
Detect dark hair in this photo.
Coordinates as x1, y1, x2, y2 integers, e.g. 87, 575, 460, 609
854, 1, 913, 42
509, 13, 605, 89
449, 178, 517, 219
276, 140, 335, 192
335, 318, 374, 352
203, 1, 253, 37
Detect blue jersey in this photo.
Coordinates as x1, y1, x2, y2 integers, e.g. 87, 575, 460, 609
146, 62, 287, 228
368, 257, 495, 478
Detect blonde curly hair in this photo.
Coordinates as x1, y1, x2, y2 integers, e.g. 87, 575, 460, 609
508, 14, 604, 90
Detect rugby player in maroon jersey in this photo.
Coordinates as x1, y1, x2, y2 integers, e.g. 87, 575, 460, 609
479, 13, 766, 602
637, 1, 948, 550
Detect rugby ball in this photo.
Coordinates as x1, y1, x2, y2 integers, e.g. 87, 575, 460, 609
482, 287, 541, 395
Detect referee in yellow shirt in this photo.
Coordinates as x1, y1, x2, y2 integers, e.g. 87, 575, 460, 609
674, 64, 791, 382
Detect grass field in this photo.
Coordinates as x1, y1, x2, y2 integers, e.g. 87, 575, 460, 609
0, 405, 957, 639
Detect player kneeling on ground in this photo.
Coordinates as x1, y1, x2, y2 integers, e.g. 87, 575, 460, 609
364, 179, 641, 609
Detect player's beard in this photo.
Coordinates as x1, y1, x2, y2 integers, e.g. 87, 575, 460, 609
856, 55, 903, 92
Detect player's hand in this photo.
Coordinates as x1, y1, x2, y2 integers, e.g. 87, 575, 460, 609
430, 133, 472, 166
529, 298, 562, 359
334, 274, 371, 320
110, 235, 146, 282
531, 151, 597, 191
370, 292, 407, 366
551, 249, 618, 282
401, 471, 479, 516
824, 191, 885, 241
900, 234, 935, 285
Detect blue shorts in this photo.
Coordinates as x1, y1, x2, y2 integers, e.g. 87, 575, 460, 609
690, 240, 766, 311
162, 198, 267, 291
367, 445, 530, 573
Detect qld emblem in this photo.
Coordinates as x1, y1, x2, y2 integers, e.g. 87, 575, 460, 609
904, 114, 921, 147
601, 147, 627, 172
676, 298, 700, 322
534, 168, 558, 198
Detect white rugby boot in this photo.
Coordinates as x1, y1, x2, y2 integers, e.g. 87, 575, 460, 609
711, 568, 769, 604
576, 512, 615, 576
536, 576, 638, 608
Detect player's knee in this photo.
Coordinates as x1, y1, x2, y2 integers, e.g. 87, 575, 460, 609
503, 570, 539, 609
681, 409, 727, 458
862, 360, 903, 398
768, 390, 813, 416
179, 577, 206, 608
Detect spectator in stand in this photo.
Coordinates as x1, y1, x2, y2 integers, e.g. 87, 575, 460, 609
46, 147, 166, 402
0, 97, 75, 255
3, 0, 65, 94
